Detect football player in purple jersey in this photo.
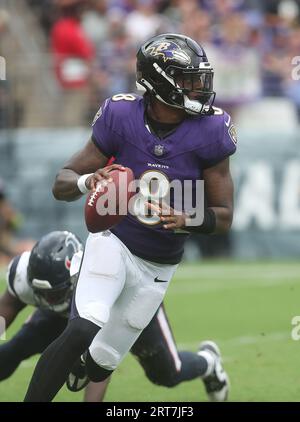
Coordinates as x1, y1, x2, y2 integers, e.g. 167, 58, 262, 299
25, 33, 236, 402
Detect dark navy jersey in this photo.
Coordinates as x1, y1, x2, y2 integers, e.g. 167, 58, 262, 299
92, 94, 237, 264
6, 252, 36, 305
6, 251, 84, 317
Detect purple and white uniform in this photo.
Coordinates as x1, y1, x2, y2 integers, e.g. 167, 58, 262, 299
92, 94, 236, 264
74, 94, 236, 372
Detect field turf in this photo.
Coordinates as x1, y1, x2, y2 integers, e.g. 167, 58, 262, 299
0, 260, 299, 402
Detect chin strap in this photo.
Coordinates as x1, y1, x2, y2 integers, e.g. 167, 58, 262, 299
136, 79, 214, 116
184, 96, 215, 116
184, 96, 204, 115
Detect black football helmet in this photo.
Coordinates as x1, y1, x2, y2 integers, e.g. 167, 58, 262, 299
27, 231, 83, 313
136, 33, 215, 116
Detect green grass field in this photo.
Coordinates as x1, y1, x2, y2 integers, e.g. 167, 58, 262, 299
0, 260, 300, 402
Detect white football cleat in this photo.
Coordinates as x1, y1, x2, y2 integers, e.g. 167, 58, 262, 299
198, 340, 230, 402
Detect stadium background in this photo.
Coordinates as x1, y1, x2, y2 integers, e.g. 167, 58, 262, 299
1, 0, 300, 401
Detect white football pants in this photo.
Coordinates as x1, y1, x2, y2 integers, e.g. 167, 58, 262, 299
74, 231, 178, 371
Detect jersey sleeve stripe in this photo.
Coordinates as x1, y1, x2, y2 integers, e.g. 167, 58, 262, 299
8, 255, 22, 300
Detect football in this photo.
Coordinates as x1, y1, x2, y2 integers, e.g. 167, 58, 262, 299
84, 167, 135, 233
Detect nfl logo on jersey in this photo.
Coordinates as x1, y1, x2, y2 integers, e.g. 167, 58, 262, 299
154, 145, 164, 156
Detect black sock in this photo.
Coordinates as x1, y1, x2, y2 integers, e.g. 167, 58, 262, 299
176, 351, 208, 382
86, 350, 113, 382
24, 318, 100, 402
140, 350, 209, 387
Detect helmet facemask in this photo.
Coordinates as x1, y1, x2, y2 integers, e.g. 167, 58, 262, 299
27, 231, 83, 314
137, 61, 215, 116
30, 277, 74, 314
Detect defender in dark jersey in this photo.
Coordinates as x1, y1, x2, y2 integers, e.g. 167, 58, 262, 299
25, 33, 236, 402
0, 231, 227, 402
0, 231, 82, 384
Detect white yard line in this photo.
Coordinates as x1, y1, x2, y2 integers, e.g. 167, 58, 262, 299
169, 269, 300, 294
1, 263, 297, 371
17, 332, 291, 370
174, 264, 300, 280
177, 331, 291, 350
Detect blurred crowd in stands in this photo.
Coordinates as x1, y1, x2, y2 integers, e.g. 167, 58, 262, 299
1, 0, 300, 259
0, 0, 300, 127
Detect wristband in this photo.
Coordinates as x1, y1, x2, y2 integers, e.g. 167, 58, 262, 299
185, 208, 216, 234
77, 174, 93, 194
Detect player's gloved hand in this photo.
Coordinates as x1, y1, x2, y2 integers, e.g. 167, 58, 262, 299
146, 201, 188, 230
86, 164, 126, 191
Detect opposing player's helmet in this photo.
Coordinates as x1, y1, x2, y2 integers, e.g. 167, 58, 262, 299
136, 33, 215, 115
27, 231, 83, 313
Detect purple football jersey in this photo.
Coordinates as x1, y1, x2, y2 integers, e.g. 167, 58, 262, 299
92, 94, 237, 264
